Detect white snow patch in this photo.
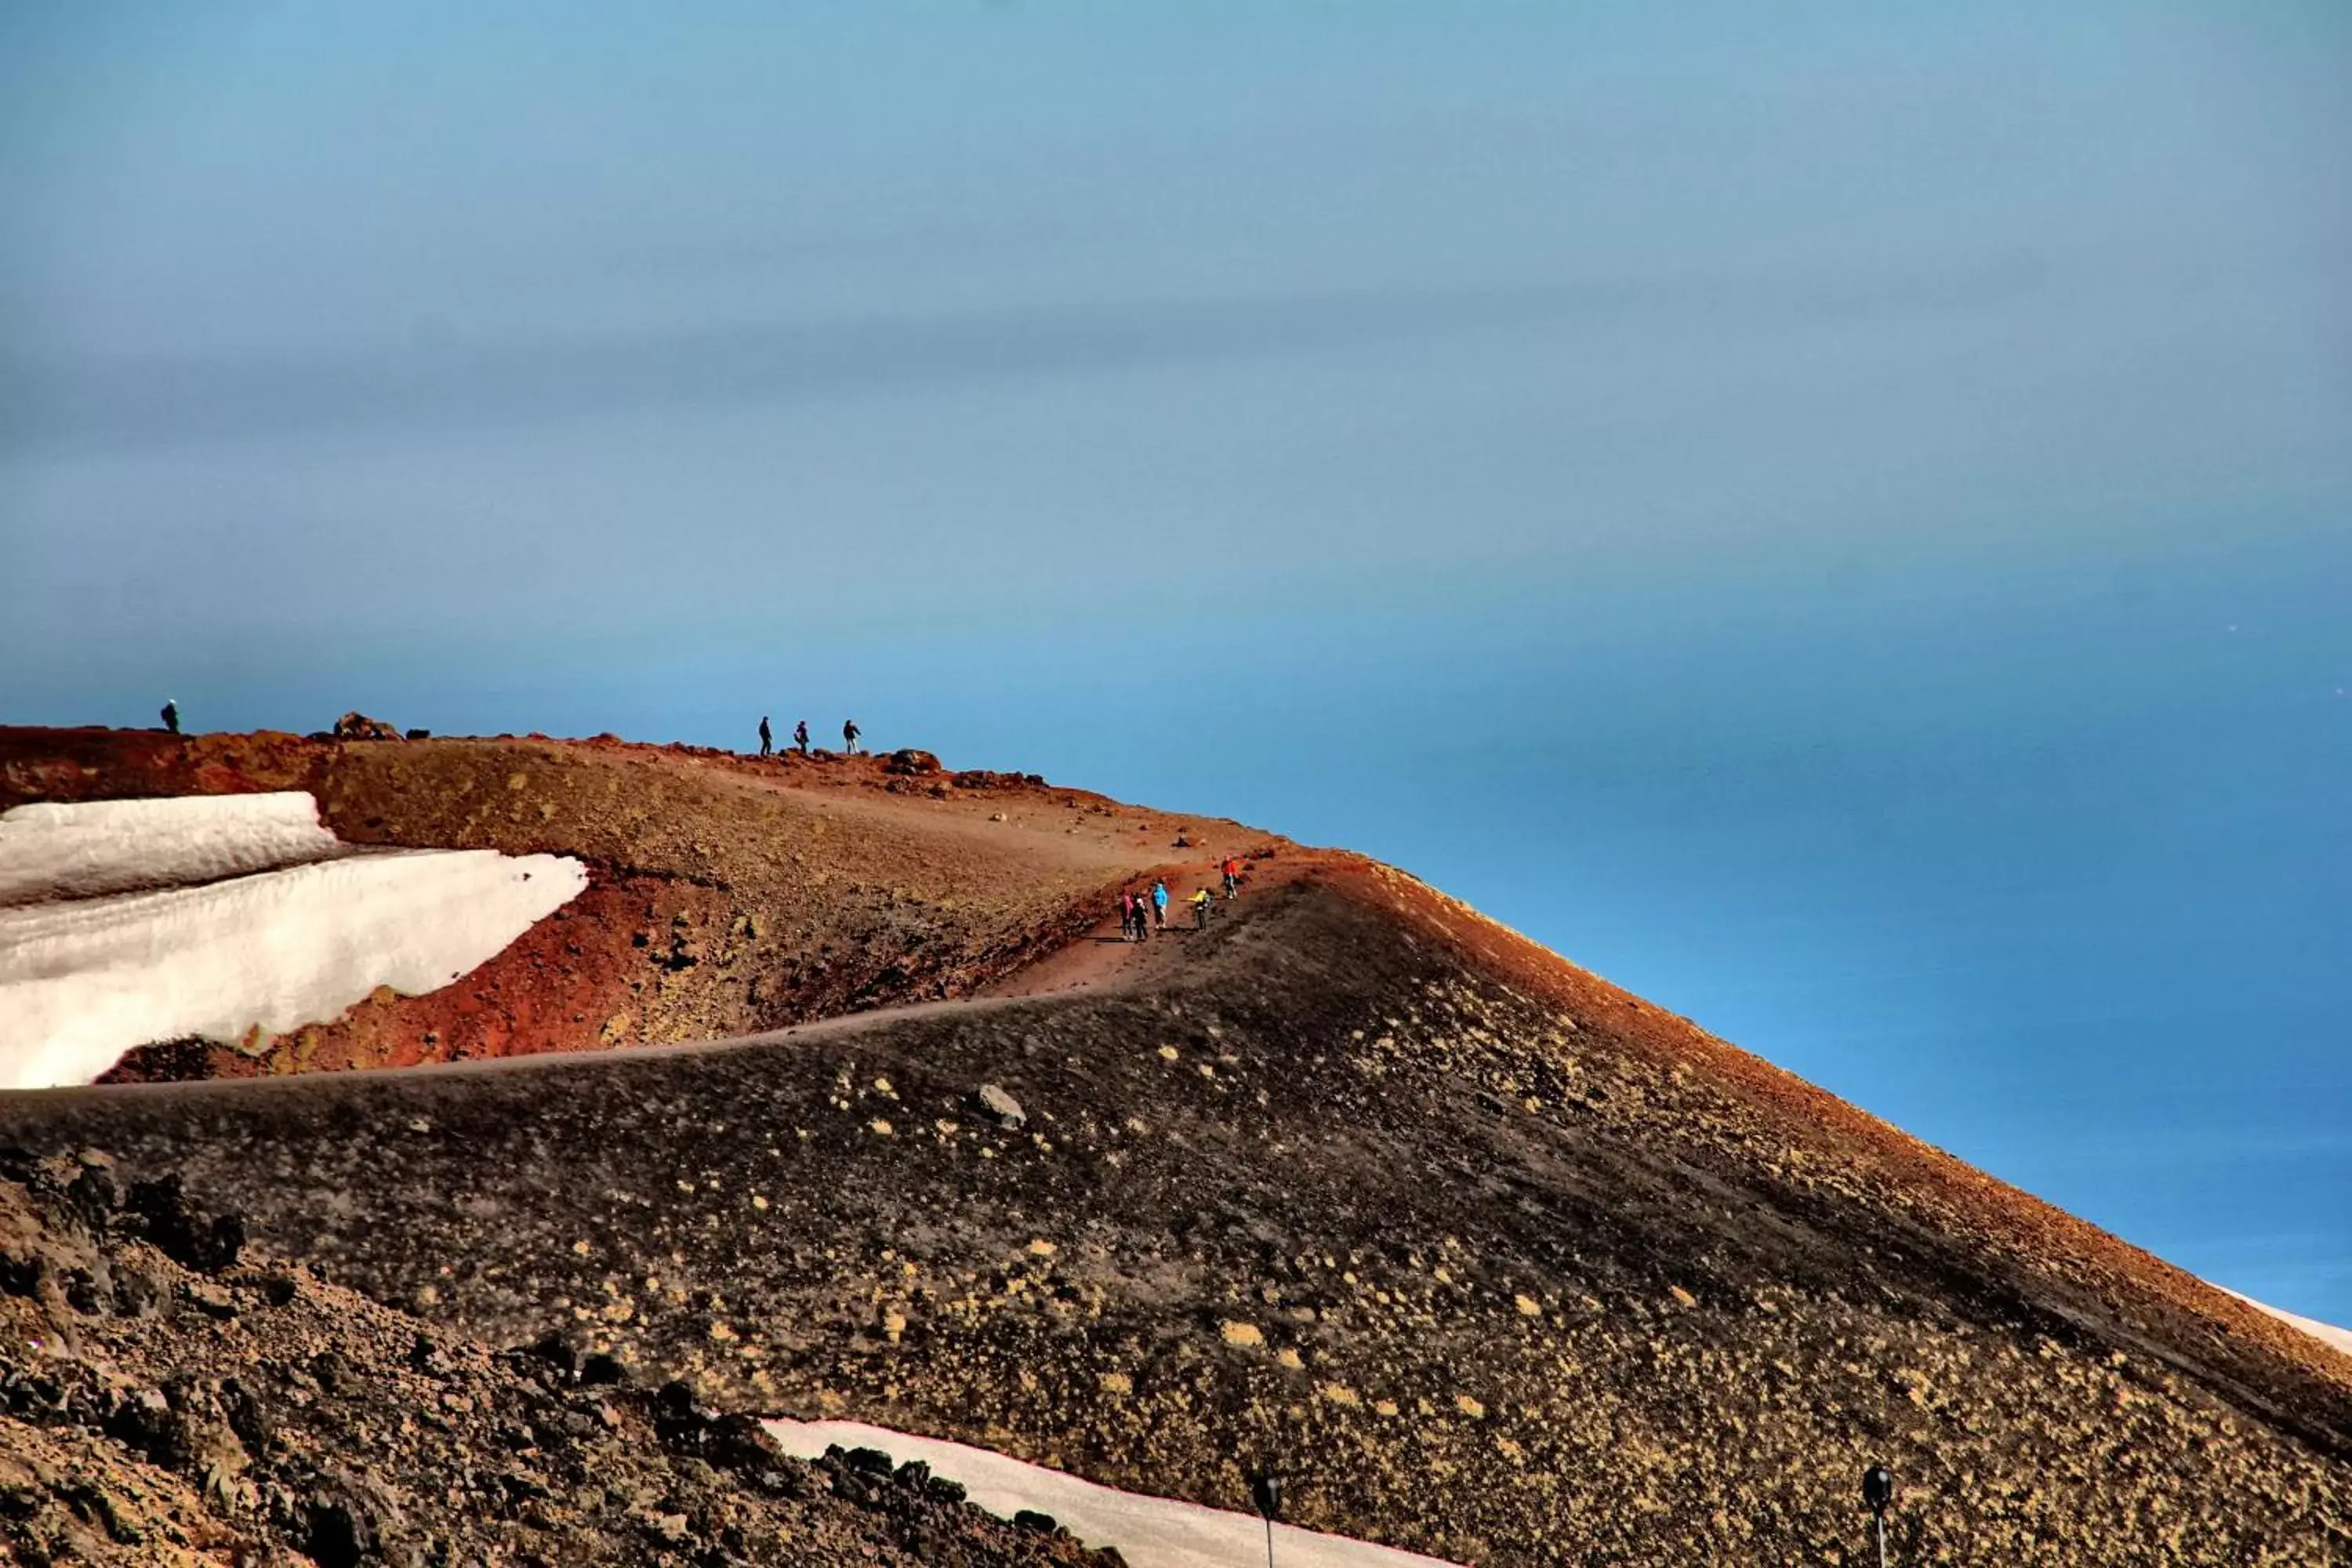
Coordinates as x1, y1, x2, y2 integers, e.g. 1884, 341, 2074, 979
764, 1420, 1462, 1568
0, 794, 586, 1090
2221, 1288, 2352, 1359
0, 792, 347, 906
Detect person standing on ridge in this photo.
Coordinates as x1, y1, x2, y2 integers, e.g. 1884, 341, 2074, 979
757, 716, 773, 756
1190, 887, 1212, 930
1151, 879, 1170, 929
842, 719, 862, 756
1221, 857, 1241, 899
159, 699, 180, 735
793, 720, 809, 754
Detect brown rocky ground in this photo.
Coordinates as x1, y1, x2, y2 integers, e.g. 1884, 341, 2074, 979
2, 726, 2348, 1563
0, 1148, 1126, 1566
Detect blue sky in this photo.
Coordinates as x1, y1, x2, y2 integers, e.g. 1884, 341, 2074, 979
3, 3, 2347, 1320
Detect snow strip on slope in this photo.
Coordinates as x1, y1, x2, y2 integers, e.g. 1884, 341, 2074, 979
765, 1420, 1462, 1568
0, 795, 585, 1090
2221, 1288, 2352, 1360
0, 792, 347, 906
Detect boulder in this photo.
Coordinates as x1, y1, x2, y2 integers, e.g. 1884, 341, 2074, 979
883, 749, 942, 775
332, 712, 405, 742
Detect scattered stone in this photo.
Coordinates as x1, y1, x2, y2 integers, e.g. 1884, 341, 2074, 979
124, 1175, 243, 1275
975, 1083, 1027, 1130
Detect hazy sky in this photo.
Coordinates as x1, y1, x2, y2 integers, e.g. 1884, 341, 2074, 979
4, 5, 2349, 1319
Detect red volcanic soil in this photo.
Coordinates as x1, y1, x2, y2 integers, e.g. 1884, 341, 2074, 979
0, 726, 1280, 1080
5, 724, 2350, 1562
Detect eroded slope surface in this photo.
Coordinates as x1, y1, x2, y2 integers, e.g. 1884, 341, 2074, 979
0, 727, 1265, 1079
0, 1151, 1125, 1566
7, 870, 2346, 1564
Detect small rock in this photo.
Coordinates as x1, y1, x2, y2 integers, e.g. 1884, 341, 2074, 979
183, 1279, 239, 1321
125, 1175, 244, 1274
975, 1083, 1027, 1130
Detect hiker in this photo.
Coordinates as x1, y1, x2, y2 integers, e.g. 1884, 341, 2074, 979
1151, 879, 1170, 929
1221, 857, 1240, 899
842, 718, 862, 756
159, 699, 180, 735
757, 716, 773, 756
1121, 891, 1142, 942
793, 720, 809, 754
1190, 887, 1212, 930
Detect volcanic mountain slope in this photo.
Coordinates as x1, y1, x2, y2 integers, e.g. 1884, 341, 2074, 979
0, 726, 1263, 1080
0, 727, 2344, 1563
0, 1149, 1124, 1567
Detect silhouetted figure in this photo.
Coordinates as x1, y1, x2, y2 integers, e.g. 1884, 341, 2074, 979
757, 716, 773, 756
1250, 1474, 1283, 1568
842, 718, 862, 756
793, 720, 809, 754
1862, 1465, 1894, 1567
159, 699, 180, 735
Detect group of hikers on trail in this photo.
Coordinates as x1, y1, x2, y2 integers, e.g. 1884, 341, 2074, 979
758, 716, 856, 757
1120, 857, 1245, 941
